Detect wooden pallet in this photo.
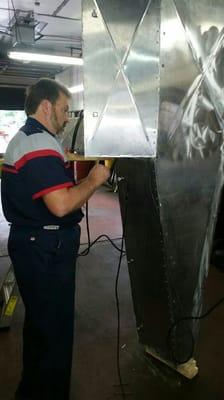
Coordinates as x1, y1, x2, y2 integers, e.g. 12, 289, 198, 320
145, 346, 198, 379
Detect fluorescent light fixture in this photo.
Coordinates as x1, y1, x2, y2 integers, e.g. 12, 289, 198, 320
8, 51, 83, 66
68, 84, 84, 94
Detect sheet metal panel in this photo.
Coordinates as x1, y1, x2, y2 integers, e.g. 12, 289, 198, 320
157, 0, 224, 324
82, 0, 160, 157
117, 0, 224, 366
117, 159, 172, 361
83, 0, 224, 367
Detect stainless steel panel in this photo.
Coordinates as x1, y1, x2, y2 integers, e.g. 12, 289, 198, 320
95, 0, 151, 63
173, 0, 224, 127
82, 0, 160, 156
83, 0, 224, 368
82, 0, 118, 153
117, 159, 172, 362
125, 0, 160, 153
117, 0, 224, 367
155, 0, 224, 361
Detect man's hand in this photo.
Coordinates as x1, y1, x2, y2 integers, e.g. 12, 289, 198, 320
43, 163, 110, 217
87, 164, 110, 189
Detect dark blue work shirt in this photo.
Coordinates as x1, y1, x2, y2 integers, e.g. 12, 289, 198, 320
1, 117, 83, 227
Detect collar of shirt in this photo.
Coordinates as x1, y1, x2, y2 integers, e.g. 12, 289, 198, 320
21, 117, 54, 137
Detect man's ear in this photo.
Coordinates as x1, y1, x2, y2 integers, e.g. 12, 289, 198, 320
41, 99, 52, 116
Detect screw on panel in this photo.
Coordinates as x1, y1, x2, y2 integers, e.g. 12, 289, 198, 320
137, 324, 143, 331
93, 112, 98, 117
117, 176, 125, 182
92, 9, 98, 18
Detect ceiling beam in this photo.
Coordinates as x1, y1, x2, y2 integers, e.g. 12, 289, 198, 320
0, 7, 81, 21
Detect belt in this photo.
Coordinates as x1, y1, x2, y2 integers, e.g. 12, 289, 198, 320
43, 225, 60, 230
11, 224, 75, 230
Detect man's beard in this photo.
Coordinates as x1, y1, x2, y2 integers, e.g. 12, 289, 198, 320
51, 108, 66, 135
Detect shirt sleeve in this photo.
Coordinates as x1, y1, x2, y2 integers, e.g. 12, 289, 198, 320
19, 153, 74, 200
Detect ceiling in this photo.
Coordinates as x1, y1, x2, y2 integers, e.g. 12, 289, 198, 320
0, 0, 82, 88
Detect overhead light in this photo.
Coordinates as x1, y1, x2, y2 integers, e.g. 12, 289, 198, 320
68, 84, 84, 94
8, 51, 83, 66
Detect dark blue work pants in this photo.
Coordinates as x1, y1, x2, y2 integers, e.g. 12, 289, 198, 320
8, 225, 80, 400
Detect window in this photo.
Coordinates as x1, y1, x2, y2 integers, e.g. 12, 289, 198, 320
0, 110, 26, 154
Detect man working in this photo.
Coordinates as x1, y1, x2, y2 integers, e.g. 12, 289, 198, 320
1, 78, 110, 400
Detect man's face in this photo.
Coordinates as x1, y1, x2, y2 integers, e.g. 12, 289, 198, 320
50, 92, 70, 135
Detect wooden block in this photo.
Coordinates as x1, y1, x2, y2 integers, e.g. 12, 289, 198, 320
66, 152, 113, 162
144, 346, 198, 379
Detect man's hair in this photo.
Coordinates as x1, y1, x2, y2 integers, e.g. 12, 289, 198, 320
24, 78, 71, 116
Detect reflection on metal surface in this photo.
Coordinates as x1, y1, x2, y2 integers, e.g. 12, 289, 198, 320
84, 0, 224, 371
83, 0, 160, 157
156, 0, 224, 363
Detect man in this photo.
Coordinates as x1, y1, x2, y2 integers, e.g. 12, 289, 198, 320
1, 78, 109, 400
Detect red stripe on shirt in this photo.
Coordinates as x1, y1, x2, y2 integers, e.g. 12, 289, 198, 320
15, 149, 64, 170
1, 166, 18, 174
32, 182, 74, 200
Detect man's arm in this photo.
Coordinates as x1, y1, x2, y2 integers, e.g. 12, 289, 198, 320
43, 164, 110, 217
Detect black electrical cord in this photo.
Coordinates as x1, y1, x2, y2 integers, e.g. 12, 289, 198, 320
78, 233, 125, 256
78, 201, 91, 257
107, 160, 118, 191
78, 199, 125, 257
167, 295, 224, 365
114, 179, 129, 400
78, 178, 129, 399
70, 110, 83, 153
115, 228, 126, 399
70, 110, 122, 257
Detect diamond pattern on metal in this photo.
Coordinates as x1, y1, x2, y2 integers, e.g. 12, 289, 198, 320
95, 0, 151, 64
87, 69, 153, 155
83, 0, 160, 156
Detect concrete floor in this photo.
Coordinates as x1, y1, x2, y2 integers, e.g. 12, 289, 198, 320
0, 187, 224, 399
